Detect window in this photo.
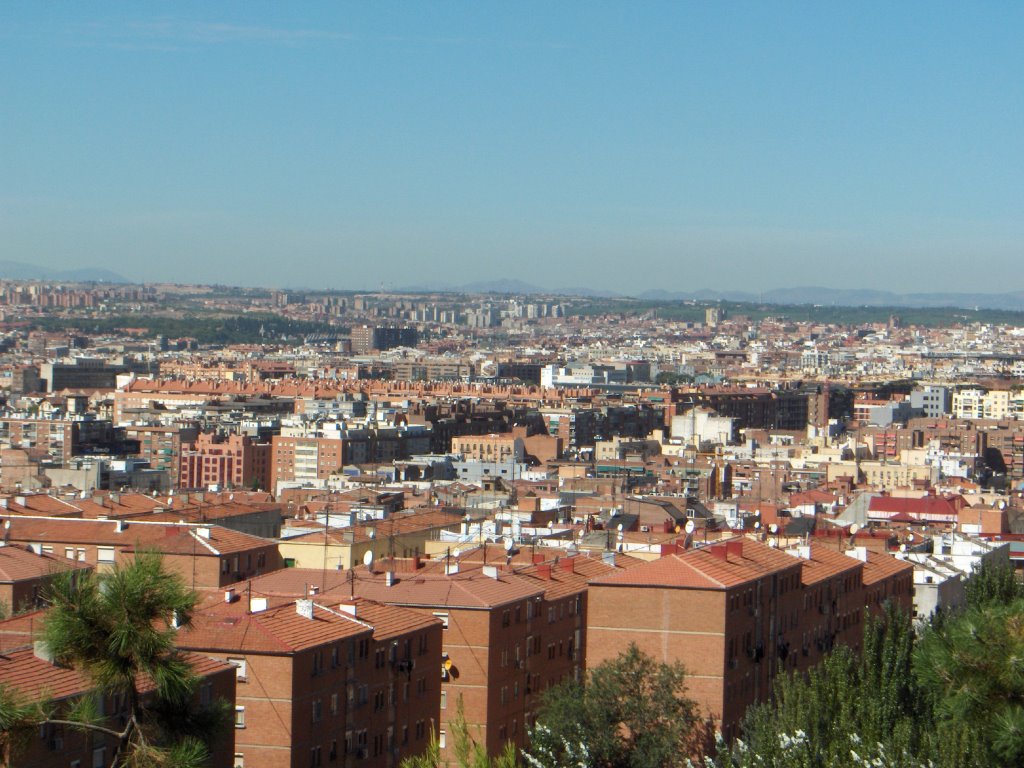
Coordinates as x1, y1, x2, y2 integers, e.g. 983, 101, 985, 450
97, 547, 115, 564
227, 658, 247, 681
312, 699, 322, 722
310, 746, 322, 767
200, 683, 212, 707
65, 547, 75, 560
233, 755, 245, 768
235, 706, 246, 729
92, 747, 106, 768
330, 693, 339, 715
440, 691, 447, 710
438, 730, 447, 749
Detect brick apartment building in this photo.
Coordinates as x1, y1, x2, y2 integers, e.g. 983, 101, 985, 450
587, 537, 913, 739
347, 566, 546, 759
123, 422, 200, 482
450, 433, 525, 463
180, 432, 272, 491
0, 516, 283, 589
179, 584, 442, 768
0, 542, 93, 614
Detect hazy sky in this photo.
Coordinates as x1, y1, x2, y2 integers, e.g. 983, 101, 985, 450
2, 2, 1022, 294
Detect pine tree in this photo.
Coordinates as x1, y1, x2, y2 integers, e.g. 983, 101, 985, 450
0, 551, 230, 768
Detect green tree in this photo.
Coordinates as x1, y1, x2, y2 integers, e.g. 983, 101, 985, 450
915, 600, 1024, 767
706, 604, 964, 768
963, 559, 1024, 608
526, 643, 702, 768
399, 695, 517, 768
0, 551, 229, 768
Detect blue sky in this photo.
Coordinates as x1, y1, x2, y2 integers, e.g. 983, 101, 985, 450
1, 2, 1021, 294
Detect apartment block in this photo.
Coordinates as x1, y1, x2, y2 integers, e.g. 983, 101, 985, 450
180, 586, 442, 768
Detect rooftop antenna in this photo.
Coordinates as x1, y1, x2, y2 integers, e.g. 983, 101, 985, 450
683, 519, 695, 549
504, 536, 514, 566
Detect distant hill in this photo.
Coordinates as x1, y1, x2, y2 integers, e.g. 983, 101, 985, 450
0, 260, 128, 283
635, 286, 1024, 312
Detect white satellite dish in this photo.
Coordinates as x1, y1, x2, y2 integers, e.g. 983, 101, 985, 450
368, 529, 376, 540
849, 524, 860, 535
907, 533, 915, 542
754, 509, 761, 518
899, 544, 907, 552
503, 537, 514, 551
363, 550, 374, 568
453, 548, 461, 558
768, 523, 779, 534
768, 539, 778, 548
684, 520, 696, 534
754, 521, 761, 530
617, 523, 624, 532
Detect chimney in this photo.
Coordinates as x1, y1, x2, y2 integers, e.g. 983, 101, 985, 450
444, 562, 459, 576
15, 496, 26, 507
710, 545, 729, 561
601, 551, 616, 566
385, 571, 396, 587
726, 540, 743, 558
308, 585, 320, 596
249, 597, 268, 613
660, 543, 678, 557
337, 602, 357, 617
533, 553, 545, 564
559, 557, 575, 574
536, 564, 552, 580
413, 554, 421, 570
482, 565, 500, 580
33, 641, 56, 665
224, 588, 236, 603
196, 526, 212, 539
296, 599, 314, 620
114, 520, 127, 533
0, 498, 8, 509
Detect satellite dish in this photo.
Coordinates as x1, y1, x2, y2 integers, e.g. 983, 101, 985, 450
503, 537, 514, 551
684, 520, 696, 534
754, 509, 761, 518
674, 525, 681, 534
768, 539, 778, 548
999, 500, 1007, 510
754, 521, 761, 530
907, 533, 915, 542
443, 658, 453, 671
768, 523, 779, 534
899, 544, 907, 552
617, 523, 624, 532
453, 548, 461, 558
849, 524, 860, 535
363, 550, 375, 568
368, 529, 376, 540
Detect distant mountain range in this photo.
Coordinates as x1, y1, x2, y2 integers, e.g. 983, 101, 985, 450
396, 280, 1024, 312
0, 260, 128, 283
3, 260, 1023, 312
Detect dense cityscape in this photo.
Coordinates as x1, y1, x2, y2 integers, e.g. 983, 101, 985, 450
0, 278, 1022, 766
3, 2, 1021, 767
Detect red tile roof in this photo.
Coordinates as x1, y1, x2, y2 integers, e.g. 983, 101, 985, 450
590, 537, 799, 590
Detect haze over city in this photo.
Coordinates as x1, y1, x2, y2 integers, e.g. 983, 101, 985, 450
2, 2, 1022, 294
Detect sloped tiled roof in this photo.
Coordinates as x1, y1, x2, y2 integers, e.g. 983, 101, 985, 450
590, 537, 798, 590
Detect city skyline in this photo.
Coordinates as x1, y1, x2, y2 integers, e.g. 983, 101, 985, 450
2, 2, 1022, 294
